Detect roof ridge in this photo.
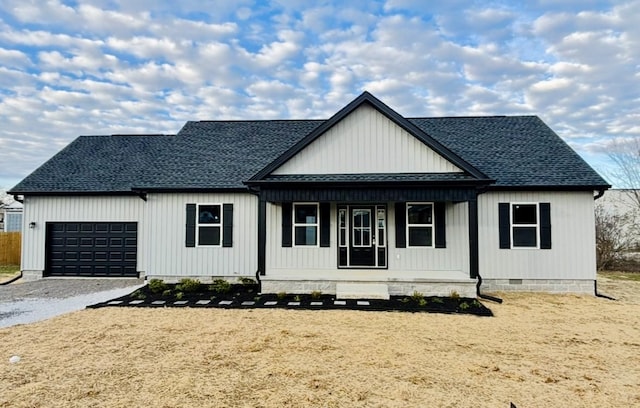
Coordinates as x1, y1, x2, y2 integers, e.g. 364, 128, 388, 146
408, 115, 538, 119
191, 119, 326, 124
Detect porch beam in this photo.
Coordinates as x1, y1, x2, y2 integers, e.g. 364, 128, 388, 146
260, 187, 478, 202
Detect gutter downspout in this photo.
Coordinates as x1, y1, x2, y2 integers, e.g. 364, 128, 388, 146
476, 274, 503, 303
246, 185, 264, 293
470, 191, 503, 303
593, 188, 615, 300
0, 271, 22, 285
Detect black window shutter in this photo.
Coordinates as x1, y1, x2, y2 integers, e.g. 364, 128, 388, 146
282, 202, 292, 247
319, 202, 330, 247
539, 202, 551, 249
395, 202, 406, 248
222, 203, 233, 247
434, 202, 446, 248
498, 202, 510, 249
186, 203, 196, 247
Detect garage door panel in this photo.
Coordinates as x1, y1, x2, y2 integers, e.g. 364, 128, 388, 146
110, 237, 123, 247
46, 222, 138, 277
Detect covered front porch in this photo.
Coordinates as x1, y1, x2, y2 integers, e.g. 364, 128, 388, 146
250, 180, 487, 298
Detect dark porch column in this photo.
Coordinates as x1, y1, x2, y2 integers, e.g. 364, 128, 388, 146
258, 193, 266, 275
468, 196, 479, 279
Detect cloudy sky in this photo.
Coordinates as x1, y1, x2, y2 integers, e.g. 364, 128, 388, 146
0, 0, 638, 189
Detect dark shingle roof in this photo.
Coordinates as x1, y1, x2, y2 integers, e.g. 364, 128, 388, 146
10, 135, 175, 193
409, 116, 607, 187
10, 107, 609, 194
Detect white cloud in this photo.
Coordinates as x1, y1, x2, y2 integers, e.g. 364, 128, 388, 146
0, 0, 637, 187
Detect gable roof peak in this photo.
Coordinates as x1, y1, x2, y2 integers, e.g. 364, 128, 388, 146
250, 91, 490, 181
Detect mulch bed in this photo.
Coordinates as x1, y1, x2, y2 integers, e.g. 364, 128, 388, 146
88, 281, 493, 316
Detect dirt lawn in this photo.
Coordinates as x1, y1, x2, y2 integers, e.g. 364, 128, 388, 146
1, 276, 639, 407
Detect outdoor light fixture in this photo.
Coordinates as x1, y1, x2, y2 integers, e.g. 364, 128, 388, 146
29, 222, 36, 229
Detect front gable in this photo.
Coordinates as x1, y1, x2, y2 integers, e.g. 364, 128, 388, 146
273, 104, 463, 175
250, 91, 488, 182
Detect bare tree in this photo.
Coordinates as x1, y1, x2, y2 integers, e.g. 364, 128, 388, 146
607, 138, 640, 209
595, 204, 637, 270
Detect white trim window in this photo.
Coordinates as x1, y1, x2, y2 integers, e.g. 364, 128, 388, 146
197, 203, 222, 246
352, 208, 372, 247
338, 207, 347, 248
293, 203, 318, 246
511, 203, 538, 248
407, 202, 433, 247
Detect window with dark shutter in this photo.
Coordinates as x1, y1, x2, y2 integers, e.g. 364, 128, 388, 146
186, 203, 233, 247
499, 202, 551, 249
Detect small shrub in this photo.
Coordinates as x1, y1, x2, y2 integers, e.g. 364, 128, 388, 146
411, 291, 424, 302
210, 279, 231, 294
418, 298, 427, 307
254, 296, 261, 302
310, 290, 322, 300
239, 277, 256, 285
449, 290, 460, 299
472, 300, 482, 307
175, 292, 184, 300
132, 289, 146, 300
432, 297, 444, 304
176, 278, 201, 293
400, 297, 410, 303
459, 301, 470, 310
277, 292, 287, 300
148, 279, 168, 294
162, 289, 172, 297
293, 295, 301, 302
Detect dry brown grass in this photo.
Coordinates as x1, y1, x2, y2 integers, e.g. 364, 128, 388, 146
1, 277, 639, 407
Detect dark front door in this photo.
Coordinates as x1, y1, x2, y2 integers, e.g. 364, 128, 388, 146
349, 207, 376, 266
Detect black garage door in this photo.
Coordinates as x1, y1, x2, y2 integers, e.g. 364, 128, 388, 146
45, 222, 138, 277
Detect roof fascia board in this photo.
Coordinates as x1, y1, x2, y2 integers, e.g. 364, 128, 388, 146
485, 184, 611, 191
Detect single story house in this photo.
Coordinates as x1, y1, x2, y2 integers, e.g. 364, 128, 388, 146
10, 92, 609, 297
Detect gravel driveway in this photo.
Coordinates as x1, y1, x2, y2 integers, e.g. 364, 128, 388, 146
0, 278, 144, 328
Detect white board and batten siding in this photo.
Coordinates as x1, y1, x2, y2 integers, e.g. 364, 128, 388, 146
146, 192, 258, 281
21, 196, 147, 273
478, 191, 597, 281
273, 104, 462, 175
265, 201, 470, 281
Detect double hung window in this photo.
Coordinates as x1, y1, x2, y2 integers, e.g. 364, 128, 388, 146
511, 203, 538, 248
407, 203, 434, 247
197, 204, 222, 246
294, 204, 318, 246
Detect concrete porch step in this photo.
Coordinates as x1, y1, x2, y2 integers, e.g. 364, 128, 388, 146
336, 283, 390, 300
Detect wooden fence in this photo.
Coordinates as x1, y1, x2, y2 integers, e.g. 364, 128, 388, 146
0, 232, 21, 265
